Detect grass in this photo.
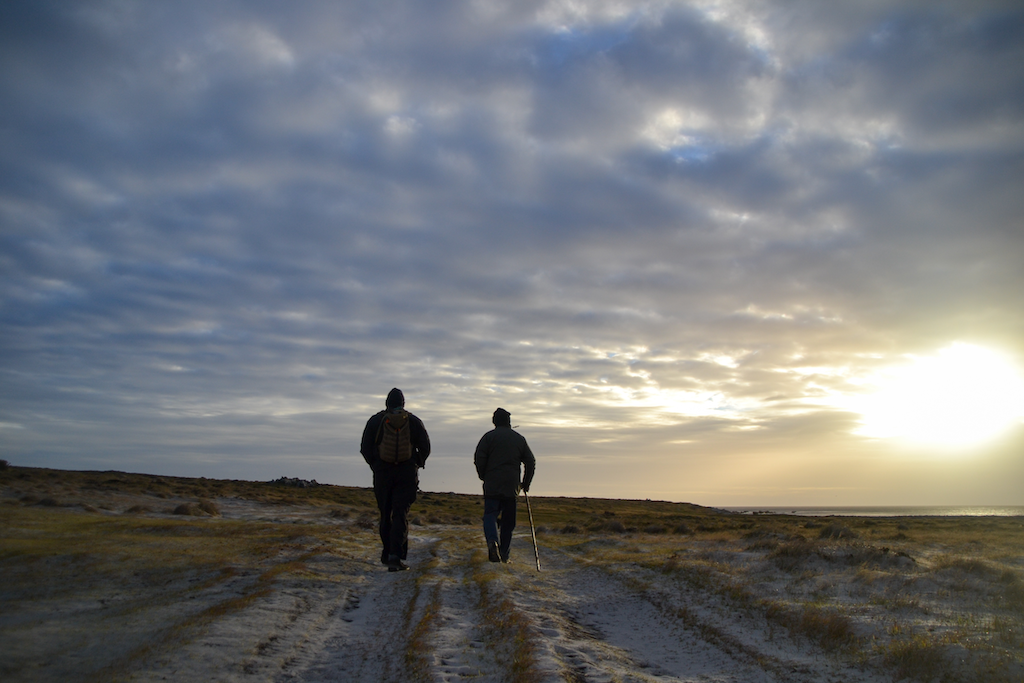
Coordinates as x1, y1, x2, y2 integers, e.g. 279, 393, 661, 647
3, 464, 1024, 683
403, 579, 444, 683
0, 477, 352, 683
543, 507, 1024, 682
471, 553, 542, 683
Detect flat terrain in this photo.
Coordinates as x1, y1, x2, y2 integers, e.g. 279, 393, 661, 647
2, 466, 1022, 682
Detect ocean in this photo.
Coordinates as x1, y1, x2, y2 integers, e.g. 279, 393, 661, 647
725, 506, 1024, 517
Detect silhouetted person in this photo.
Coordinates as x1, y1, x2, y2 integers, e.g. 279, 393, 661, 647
474, 407, 536, 563
360, 388, 430, 571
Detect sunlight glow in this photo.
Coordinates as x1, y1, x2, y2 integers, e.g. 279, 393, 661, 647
854, 343, 1024, 448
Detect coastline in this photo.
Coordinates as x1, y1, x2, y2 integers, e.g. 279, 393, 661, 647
727, 505, 1024, 517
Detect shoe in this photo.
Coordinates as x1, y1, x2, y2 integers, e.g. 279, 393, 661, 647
501, 556, 512, 565
487, 541, 501, 563
387, 555, 409, 572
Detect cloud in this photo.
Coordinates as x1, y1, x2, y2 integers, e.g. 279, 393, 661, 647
2, 0, 1023, 505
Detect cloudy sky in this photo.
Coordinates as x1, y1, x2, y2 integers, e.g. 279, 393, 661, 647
3, 0, 1024, 506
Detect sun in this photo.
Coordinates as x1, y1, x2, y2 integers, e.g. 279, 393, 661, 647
854, 343, 1024, 448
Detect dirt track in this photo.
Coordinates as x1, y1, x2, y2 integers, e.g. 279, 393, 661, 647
6, 476, 1021, 683
123, 526, 885, 683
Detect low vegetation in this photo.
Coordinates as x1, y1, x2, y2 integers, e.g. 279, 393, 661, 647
2, 465, 1023, 682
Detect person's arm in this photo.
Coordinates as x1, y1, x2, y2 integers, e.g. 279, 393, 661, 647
360, 415, 379, 467
412, 415, 431, 467
521, 441, 536, 492
474, 434, 490, 481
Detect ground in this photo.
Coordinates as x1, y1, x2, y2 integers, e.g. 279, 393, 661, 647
2, 467, 1022, 682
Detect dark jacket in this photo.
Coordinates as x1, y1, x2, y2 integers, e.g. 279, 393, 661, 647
361, 409, 431, 470
474, 426, 535, 499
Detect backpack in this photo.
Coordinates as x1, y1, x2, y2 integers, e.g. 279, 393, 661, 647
376, 409, 413, 464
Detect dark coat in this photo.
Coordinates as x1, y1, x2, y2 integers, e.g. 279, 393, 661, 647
361, 410, 431, 470
474, 426, 535, 499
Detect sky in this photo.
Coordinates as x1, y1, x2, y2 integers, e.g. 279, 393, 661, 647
3, 0, 1024, 507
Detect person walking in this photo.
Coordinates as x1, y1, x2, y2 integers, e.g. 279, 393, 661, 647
474, 407, 536, 563
360, 388, 430, 572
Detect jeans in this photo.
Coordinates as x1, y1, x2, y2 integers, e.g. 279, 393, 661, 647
483, 496, 517, 560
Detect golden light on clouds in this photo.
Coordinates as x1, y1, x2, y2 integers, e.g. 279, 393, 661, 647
853, 343, 1024, 448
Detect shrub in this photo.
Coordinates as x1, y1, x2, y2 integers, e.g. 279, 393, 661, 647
771, 539, 821, 571
798, 606, 858, 650
818, 523, 858, 540
882, 636, 947, 683
763, 602, 859, 652
198, 499, 220, 516
937, 556, 995, 577
644, 524, 667, 534
673, 523, 692, 535
560, 524, 581, 534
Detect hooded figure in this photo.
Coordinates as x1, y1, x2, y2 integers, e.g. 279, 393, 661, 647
360, 388, 430, 571
474, 407, 536, 563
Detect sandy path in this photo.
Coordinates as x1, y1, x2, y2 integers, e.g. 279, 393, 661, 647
524, 543, 889, 683
512, 542, 776, 682
120, 527, 889, 682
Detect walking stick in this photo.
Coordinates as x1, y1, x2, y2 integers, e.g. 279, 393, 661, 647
523, 489, 541, 571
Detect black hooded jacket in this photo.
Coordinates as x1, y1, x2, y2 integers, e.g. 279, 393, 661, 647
360, 389, 431, 469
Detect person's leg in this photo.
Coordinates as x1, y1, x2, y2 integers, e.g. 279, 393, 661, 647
498, 498, 517, 562
482, 497, 501, 562
373, 468, 392, 564
388, 463, 418, 562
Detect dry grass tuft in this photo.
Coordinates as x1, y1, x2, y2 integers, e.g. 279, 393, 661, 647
818, 523, 858, 540
405, 582, 443, 682
197, 499, 220, 516
770, 538, 821, 571
880, 635, 948, 682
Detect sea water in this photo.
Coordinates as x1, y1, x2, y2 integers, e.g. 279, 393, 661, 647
725, 506, 1024, 517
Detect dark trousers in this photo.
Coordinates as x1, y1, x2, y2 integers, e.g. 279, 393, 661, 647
483, 496, 517, 560
373, 461, 418, 561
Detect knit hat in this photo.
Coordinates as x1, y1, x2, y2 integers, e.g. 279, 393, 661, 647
492, 407, 511, 426
386, 388, 405, 410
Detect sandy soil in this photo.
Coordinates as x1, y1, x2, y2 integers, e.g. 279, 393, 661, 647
3, 476, 1022, 682
121, 525, 886, 683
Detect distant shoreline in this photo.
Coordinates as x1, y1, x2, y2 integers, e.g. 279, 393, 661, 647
726, 506, 1024, 517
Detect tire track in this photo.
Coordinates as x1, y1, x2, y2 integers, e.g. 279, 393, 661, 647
413, 532, 505, 682
506, 541, 777, 683
274, 538, 439, 683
